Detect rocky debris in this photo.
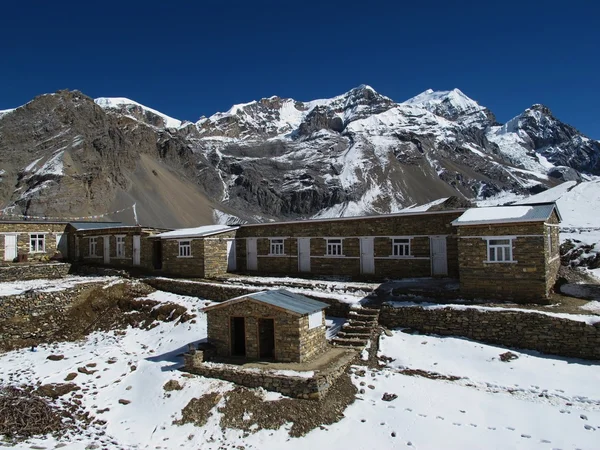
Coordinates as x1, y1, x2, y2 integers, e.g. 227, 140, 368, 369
64, 373, 77, 382
499, 352, 519, 362
36, 383, 80, 399
382, 393, 398, 402
163, 380, 183, 392
77, 367, 97, 376
118, 399, 131, 405
46, 354, 65, 361
174, 392, 221, 428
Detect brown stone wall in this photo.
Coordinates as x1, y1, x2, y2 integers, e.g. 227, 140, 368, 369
298, 314, 327, 362
379, 304, 600, 361
544, 212, 561, 294
161, 239, 205, 278
457, 222, 549, 303
234, 211, 462, 279
207, 300, 326, 363
0, 262, 71, 282
74, 227, 151, 269
204, 231, 236, 278
0, 222, 69, 262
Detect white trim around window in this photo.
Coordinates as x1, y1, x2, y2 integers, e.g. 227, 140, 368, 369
391, 237, 412, 257
483, 237, 516, 263
28, 232, 46, 253
178, 240, 192, 258
269, 238, 285, 256
325, 238, 343, 256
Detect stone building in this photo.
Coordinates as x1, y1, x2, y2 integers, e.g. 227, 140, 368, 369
234, 209, 464, 279
452, 203, 561, 303
68, 222, 163, 270
0, 220, 69, 262
151, 225, 238, 278
204, 289, 329, 363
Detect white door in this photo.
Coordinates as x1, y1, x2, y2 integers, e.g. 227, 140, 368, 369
55, 233, 67, 256
227, 240, 237, 271
133, 235, 141, 266
246, 238, 257, 271
298, 238, 311, 273
431, 236, 448, 276
103, 236, 110, 264
360, 237, 375, 275
4, 235, 17, 261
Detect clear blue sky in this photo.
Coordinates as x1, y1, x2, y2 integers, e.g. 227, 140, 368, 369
1, 0, 598, 138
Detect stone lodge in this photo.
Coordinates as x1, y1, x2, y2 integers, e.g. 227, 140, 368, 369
203, 289, 329, 363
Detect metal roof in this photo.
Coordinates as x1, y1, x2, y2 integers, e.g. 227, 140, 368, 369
204, 289, 329, 316
69, 222, 125, 230
452, 203, 559, 226
153, 225, 237, 239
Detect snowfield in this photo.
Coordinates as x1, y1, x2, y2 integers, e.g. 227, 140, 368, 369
1, 288, 599, 449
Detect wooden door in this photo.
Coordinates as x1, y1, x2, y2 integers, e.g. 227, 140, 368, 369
246, 238, 257, 271
360, 237, 375, 275
297, 238, 311, 272
431, 236, 448, 276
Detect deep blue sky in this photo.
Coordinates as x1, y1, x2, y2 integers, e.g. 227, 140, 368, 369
1, 0, 598, 138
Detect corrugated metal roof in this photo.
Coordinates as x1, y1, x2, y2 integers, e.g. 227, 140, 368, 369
452, 203, 558, 226
154, 225, 237, 239
204, 289, 329, 316
69, 222, 125, 230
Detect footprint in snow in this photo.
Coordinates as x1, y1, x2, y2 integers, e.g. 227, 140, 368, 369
521, 434, 531, 439
453, 423, 461, 426
506, 427, 515, 431
583, 425, 595, 431
436, 416, 444, 420
580, 414, 587, 420
540, 439, 551, 443
405, 408, 412, 412
487, 427, 496, 431
470, 424, 477, 427
418, 414, 427, 418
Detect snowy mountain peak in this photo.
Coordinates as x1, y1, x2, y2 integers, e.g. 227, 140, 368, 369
95, 97, 182, 129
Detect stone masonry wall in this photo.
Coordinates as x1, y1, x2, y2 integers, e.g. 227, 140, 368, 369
235, 211, 462, 279
457, 222, 549, 303
184, 351, 354, 400
0, 262, 71, 282
298, 314, 328, 362
544, 211, 561, 294
379, 304, 600, 360
0, 222, 68, 262
161, 239, 205, 277
204, 232, 236, 278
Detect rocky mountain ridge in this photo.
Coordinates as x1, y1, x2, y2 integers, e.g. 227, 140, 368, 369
0, 86, 598, 227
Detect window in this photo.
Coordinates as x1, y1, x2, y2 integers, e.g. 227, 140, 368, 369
116, 236, 125, 258
308, 311, 322, 329
269, 238, 285, 255
548, 232, 556, 255
89, 237, 98, 256
178, 240, 192, 257
392, 238, 411, 257
326, 238, 343, 256
487, 238, 514, 262
29, 233, 45, 253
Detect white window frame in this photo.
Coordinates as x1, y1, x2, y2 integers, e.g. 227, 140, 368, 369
116, 235, 126, 258
89, 237, 98, 256
485, 237, 516, 263
325, 238, 343, 256
29, 233, 45, 253
391, 237, 411, 257
178, 240, 192, 258
269, 238, 285, 256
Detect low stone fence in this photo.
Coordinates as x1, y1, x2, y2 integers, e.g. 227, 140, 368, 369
184, 350, 355, 400
0, 262, 71, 282
379, 304, 600, 360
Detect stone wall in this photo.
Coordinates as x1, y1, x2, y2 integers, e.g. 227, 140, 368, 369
235, 211, 463, 279
0, 262, 71, 282
456, 221, 550, 303
0, 222, 69, 262
143, 277, 263, 301
544, 212, 561, 294
0, 284, 95, 343
184, 350, 355, 400
204, 232, 236, 278
379, 304, 600, 360
206, 300, 327, 362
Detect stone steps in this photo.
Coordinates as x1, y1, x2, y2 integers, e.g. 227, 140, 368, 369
336, 331, 371, 339
331, 337, 370, 347
333, 305, 381, 350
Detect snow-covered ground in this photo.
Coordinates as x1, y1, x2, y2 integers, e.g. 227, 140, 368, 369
0, 275, 117, 297
2, 289, 599, 449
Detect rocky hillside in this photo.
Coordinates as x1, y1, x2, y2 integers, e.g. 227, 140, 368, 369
0, 86, 598, 227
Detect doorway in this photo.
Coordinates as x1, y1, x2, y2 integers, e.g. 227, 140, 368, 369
3, 235, 17, 261
230, 317, 246, 356
103, 236, 110, 264
133, 235, 141, 266
360, 237, 375, 275
152, 240, 162, 270
246, 238, 257, 271
227, 240, 236, 271
258, 318, 275, 358
431, 236, 448, 276
297, 238, 311, 272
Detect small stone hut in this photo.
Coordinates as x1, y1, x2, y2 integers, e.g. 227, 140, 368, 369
204, 289, 329, 363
